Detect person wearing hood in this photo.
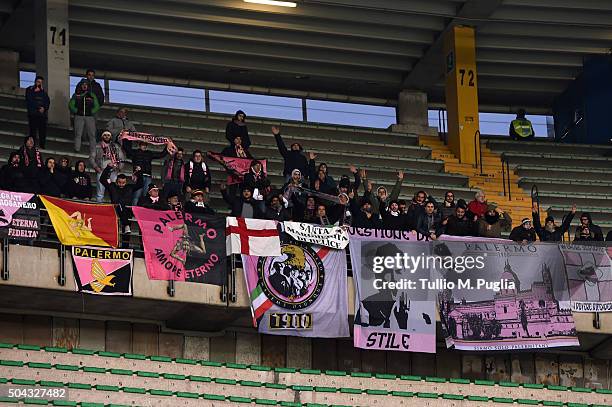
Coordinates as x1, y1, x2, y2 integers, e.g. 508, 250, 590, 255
264, 193, 291, 222
337, 166, 361, 195
574, 212, 604, 241
17, 135, 43, 193
90, 130, 125, 202
162, 147, 186, 198
65, 160, 92, 200
467, 190, 488, 220
350, 194, 382, 229
440, 200, 474, 236
138, 184, 169, 211
477, 203, 512, 238
222, 183, 263, 219
184, 149, 212, 196
106, 107, 136, 141
25, 75, 50, 148
308, 156, 336, 192
368, 170, 404, 216
38, 157, 63, 197
69, 81, 100, 155
0, 152, 28, 192
381, 199, 410, 231
312, 168, 337, 195
75, 69, 105, 107
509, 218, 537, 243
184, 189, 215, 215
225, 110, 250, 149
532, 202, 575, 242
242, 159, 271, 201
416, 200, 443, 239
55, 157, 72, 196
293, 195, 317, 223
272, 126, 308, 181
282, 168, 308, 209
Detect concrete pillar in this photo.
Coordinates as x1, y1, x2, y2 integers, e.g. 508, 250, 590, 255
0, 49, 19, 92
286, 336, 311, 369
34, 0, 70, 128
390, 90, 437, 136
235, 332, 261, 365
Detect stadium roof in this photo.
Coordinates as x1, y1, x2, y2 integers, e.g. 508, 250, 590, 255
1, 0, 611, 111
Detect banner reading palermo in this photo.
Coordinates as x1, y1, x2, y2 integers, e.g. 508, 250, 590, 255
559, 244, 612, 313
132, 207, 186, 281
183, 212, 227, 285
437, 241, 579, 351
349, 230, 436, 353
0, 190, 40, 240
284, 221, 349, 249
242, 235, 349, 338
71, 246, 133, 296
39, 195, 118, 247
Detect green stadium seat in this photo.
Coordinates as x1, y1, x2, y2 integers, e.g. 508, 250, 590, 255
249, 365, 272, 371
79, 403, 104, 407
492, 397, 514, 403
175, 391, 199, 399
566, 403, 589, 407
0, 343, 14, 348
1, 360, 23, 367
425, 376, 446, 383
264, 383, 287, 390
213, 378, 236, 385
0, 378, 7, 384
52, 401, 77, 406
240, 380, 263, 387
136, 371, 159, 378
148, 389, 173, 396
227, 396, 251, 403
292, 385, 314, 392
55, 364, 79, 371
547, 385, 568, 391
122, 387, 146, 394
305, 404, 327, 407
375, 373, 396, 380
450, 378, 471, 384
148, 355, 172, 362
82, 367, 105, 374
595, 388, 612, 394
71, 348, 95, 355
67, 383, 92, 390
350, 372, 371, 378
442, 394, 464, 400
400, 375, 421, 381
175, 358, 197, 365
188, 375, 212, 382
570, 387, 592, 393
254, 399, 276, 405
499, 381, 520, 387
274, 367, 296, 373
39, 380, 64, 387
278, 402, 301, 407
391, 391, 414, 397
202, 393, 225, 401
523, 383, 545, 389
109, 368, 132, 376
201, 360, 223, 367
94, 384, 120, 392
541, 401, 563, 406
11, 378, 36, 385
44, 347, 68, 353
366, 389, 389, 396
0, 397, 17, 404
162, 373, 186, 380
416, 392, 438, 398
225, 362, 248, 369
314, 386, 336, 393
23, 399, 48, 405
467, 395, 489, 402
339, 388, 361, 394
325, 370, 347, 376
17, 344, 41, 351
474, 379, 495, 386
516, 399, 539, 405
300, 369, 321, 375
122, 353, 146, 360
27, 362, 52, 369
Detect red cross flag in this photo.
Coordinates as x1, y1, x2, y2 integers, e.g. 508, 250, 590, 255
226, 217, 281, 257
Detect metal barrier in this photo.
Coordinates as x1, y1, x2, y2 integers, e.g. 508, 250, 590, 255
473, 130, 484, 175
437, 108, 447, 144
500, 153, 512, 201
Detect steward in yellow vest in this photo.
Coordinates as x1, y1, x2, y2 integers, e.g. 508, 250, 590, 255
509, 109, 535, 141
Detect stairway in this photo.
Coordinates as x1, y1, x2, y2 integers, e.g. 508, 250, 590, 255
419, 135, 533, 225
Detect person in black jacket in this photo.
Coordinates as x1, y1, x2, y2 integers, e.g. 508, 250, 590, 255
184, 190, 215, 215
380, 199, 410, 231
263, 193, 291, 222
123, 140, 168, 205
75, 69, 105, 107
66, 160, 92, 200
532, 203, 575, 242
509, 218, 537, 243
221, 183, 263, 218
242, 160, 271, 200
351, 196, 382, 229
100, 165, 143, 234
0, 152, 28, 192
25, 75, 50, 148
416, 201, 442, 240
272, 126, 309, 181
38, 158, 63, 197
17, 135, 43, 193
574, 212, 604, 242
137, 184, 169, 211
55, 157, 71, 196
440, 203, 474, 237
225, 110, 250, 149
184, 150, 212, 196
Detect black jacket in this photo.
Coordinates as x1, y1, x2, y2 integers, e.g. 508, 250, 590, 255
381, 209, 410, 231
0, 164, 28, 192
264, 206, 292, 222
533, 211, 574, 242
509, 226, 537, 242
416, 211, 443, 237
123, 142, 167, 176
222, 189, 263, 218
25, 86, 50, 116
66, 170, 92, 200
100, 166, 143, 207
243, 171, 270, 194
274, 133, 309, 177
38, 169, 63, 197
184, 200, 216, 215
138, 195, 170, 211
442, 215, 475, 237
75, 78, 105, 106
184, 161, 212, 191
225, 120, 250, 149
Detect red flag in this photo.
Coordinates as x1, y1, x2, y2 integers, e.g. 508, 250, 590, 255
207, 152, 267, 185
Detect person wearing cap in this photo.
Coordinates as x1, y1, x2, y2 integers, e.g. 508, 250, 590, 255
184, 189, 215, 215
440, 200, 475, 237
467, 190, 488, 220
124, 139, 169, 205
272, 126, 309, 181
90, 130, 125, 202
476, 203, 512, 238
221, 183, 263, 219
225, 110, 250, 149
509, 108, 535, 141
263, 192, 291, 222
138, 183, 169, 211
509, 217, 537, 243
532, 202, 575, 242
166, 191, 183, 212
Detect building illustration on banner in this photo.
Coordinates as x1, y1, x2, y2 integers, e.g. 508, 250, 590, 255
439, 260, 577, 348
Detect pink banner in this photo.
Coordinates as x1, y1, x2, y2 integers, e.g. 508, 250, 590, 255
207, 152, 267, 185
132, 207, 186, 281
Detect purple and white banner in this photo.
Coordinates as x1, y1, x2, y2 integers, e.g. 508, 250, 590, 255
437, 241, 579, 351
560, 244, 612, 313
349, 229, 436, 353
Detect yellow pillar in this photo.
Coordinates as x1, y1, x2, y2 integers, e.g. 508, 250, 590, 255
444, 26, 479, 164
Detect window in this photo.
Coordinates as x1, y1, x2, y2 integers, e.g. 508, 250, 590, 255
307, 99, 396, 128
209, 90, 302, 121
109, 80, 205, 111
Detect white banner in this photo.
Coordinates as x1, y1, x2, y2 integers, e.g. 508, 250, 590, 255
283, 221, 349, 249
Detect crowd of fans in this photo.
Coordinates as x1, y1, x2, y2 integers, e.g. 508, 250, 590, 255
3, 70, 611, 244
